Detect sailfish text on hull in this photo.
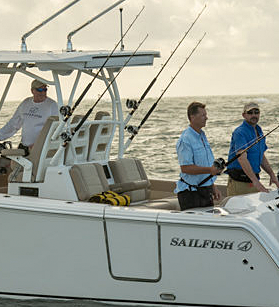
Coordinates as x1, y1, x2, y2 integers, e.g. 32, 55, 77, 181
170, 237, 235, 250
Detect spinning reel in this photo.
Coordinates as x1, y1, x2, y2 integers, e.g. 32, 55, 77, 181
59, 105, 72, 117
213, 158, 226, 174
126, 99, 139, 109
60, 131, 72, 142
126, 125, 138, 135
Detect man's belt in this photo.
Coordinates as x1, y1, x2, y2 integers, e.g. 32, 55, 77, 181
180, 177, 212, 191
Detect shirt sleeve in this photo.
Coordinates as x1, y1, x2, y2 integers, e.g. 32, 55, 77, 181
176, 138, 194, 166
0, 103, 24, 141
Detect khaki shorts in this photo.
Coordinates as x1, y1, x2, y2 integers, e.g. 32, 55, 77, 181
227, 177, 258, 196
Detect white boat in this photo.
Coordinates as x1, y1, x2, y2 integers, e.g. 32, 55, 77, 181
0, 2, 279, 307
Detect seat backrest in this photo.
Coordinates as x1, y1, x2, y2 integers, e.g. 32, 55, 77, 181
64, 115, 91, 165
108, 158, 150, 203
27, 116, 62, 182
69, 163, 109, 201
88, 111, 113, 162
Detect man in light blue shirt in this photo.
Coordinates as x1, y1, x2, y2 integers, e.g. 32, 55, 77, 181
175, 102, 221, 210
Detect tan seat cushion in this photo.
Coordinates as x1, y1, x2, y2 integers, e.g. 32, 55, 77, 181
70, 163, 109, 201
108, 158, 150, 203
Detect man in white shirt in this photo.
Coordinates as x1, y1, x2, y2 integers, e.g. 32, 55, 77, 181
0, 80, 58, 150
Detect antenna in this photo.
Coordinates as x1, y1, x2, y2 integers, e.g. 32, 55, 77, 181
120, 8, 124, 51
21, 0, 81, 53
66, 0, 126, 52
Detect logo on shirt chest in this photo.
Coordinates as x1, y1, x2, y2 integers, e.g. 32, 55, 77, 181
24, 107, 42, 119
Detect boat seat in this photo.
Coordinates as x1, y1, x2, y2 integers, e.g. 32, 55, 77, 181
70, 161, 151, 202
70, 163, 110, 201
108, 158, 151, 203
88, 111, 113, 162
2, 116, 62, 183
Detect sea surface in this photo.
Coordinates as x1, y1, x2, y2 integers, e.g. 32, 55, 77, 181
0, 93, 279, 306
1, 93, 279, 187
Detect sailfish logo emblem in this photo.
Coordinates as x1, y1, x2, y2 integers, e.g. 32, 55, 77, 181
237, 241, 252, 252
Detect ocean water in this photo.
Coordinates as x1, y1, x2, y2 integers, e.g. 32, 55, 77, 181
2, 93, 279, 188
0, 93, 279, 306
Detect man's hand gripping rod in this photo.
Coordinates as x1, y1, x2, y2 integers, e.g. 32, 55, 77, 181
124, 32, 206, 151
124, 4, 206, 128
51, 6, 145, 141
198, 123, 279, 187
50, 34, 149, 166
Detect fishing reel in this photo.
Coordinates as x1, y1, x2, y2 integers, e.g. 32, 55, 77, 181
0, 141, 12, 153
126, 99, 139, 109
60, 131, 72, 142
60, 105, 72, 117
126, 125, 138, 135
213, 157, 226, 174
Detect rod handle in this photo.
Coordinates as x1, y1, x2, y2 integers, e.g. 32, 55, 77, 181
51, 121, 66, 141
50, 146, 64, 166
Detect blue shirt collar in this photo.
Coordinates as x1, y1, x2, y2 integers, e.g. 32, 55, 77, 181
188, 125, 205, 137
242, 120, 259, 132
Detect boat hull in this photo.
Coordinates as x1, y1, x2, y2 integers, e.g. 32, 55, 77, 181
0, 193, 279, 307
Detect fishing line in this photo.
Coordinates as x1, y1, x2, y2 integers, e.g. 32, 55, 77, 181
123, 4, 206, 128
124, 32, 206, 151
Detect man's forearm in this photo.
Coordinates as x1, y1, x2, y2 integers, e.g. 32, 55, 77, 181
181, 164, 219, 176
237, 152, 259, 183
261, 155, 276, 178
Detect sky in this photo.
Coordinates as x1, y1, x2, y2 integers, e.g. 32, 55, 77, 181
0, 0, 279, 101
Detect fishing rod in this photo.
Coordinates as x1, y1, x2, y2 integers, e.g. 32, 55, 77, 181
51, 6, 145, 141
50, 34, 148, 166
124, 4, 206, 127
197, 123, 279, 187
124, 32, 206, 151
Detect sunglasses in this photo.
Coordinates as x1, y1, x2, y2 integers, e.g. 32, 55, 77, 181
35, 87, 47, 92
246, 109, 260, 115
